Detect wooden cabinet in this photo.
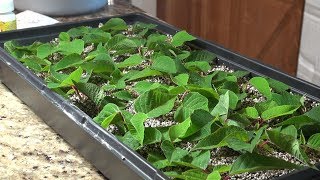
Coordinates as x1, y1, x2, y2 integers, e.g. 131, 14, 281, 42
157, 0, 305, 75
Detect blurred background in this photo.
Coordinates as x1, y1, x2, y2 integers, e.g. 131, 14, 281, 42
133, 0, 320, 86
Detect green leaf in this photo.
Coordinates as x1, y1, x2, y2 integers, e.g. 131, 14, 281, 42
267, 78, 290, 93
227, 90, 239, 110
255, 100, 278, 114
249, 77, 272, 99
59, 32, 70, 42
193, 126, 249, 151
271, 91, 302, 106
206, 171, 221, 180
267, 128, 310, 164
186, 85, 219, 102
56, 39, 85, 55
243, 107, 259, 119
305, 105, 320, 122
151, 56, 177, 74
261, 105, 299, 120
172, 30, 196, 47
185, 50, 216, 63
184, 61, 211, 72
37, 44, 54, 59
183, 109, 214, 138
93, 103, 123, 127
174, 92, 209, 122
191, 150, 211, 170
230, 153, 302, 175
129, 113, 148, 145
134, 88, 176, 118
161, 140, 189, 162
53, 54, 83, 71
169, 118, 191, 141
143, 128, 162, 145
133, 81, 163, 94
181, 169, 208, 180
60, 67, 83, 87
112, 90, 132, 101
74, 82, 105, 106
82, 29, 111, 44
116, 54, 143, 68
227, 127, 265, 153
100, 18, 127, 31
119, 132, 141, 150
172, 73, 189, 86
307, 133, 320, 151
81, 53, 115, 73
278, 115, 318, 129
128, 68, 162, 81
211, 91, 229, 119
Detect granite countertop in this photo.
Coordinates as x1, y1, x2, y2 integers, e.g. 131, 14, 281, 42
0, 1, 142, 179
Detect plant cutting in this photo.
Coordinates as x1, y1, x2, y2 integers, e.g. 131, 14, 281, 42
3, 17, 320, 180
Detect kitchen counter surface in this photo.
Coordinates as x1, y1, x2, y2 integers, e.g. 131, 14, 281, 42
0, 1, 142, 179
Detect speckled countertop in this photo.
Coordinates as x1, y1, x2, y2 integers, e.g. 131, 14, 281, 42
0, 1, 141, 179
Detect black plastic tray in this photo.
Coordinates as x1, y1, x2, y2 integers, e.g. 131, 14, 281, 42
0, 13, 319, 180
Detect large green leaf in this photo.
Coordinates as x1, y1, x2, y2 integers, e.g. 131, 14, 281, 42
190, 150, 211, 170
134, 88, 176, 118
249, 77, 272, 99
133, 81, 163, 95
59, 67, 83, 87
143, 127, 162, 145
56, 39, 85, 55
119, 132, 141, 150
128, 113, 148, 145
161, 140, 189, 163
307, 133, 320, 151
172, 73, 189, 86
100, 18, 128, 31
261, 105, 299, 120
170, 109, 213, 141
193, 126, 249, 151
206, 171, 221, 180
242, 107, 259, 119
277, 115, 318, 129
127, 68, 163, 81
184, 61, 211, 72
267, 78, 290, 93
211, 91, 229, 120
53, 54, 83, 71
184, 50, 216, 63
305, 105, 320, 122
267, 127, 310, 164
181, 169, 209, 180
116, 54, 143, 68
151, 56, 177, 74
174, 92, 209, 122
93, 103, 122, 127
74, 82, 105, 106
227, 127, 265, 153
81, 53, 116, 74
230, 153, 302, 175
271, 91, 303, 106
37, 43, 54, 59
171, 30, 196, 47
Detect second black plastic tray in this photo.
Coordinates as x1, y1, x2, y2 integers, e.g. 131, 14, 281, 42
0, 13, 319, 180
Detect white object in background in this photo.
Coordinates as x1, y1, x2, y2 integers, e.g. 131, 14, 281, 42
0, 0, 16, 32
16, 10, 59, 29
132, 0, 156, 17
298, 0, 320, 86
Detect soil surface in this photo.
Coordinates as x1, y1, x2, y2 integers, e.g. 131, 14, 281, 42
0, 84, 105, 180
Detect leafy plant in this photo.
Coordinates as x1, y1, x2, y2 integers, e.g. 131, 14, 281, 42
4, 17, 320, 180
